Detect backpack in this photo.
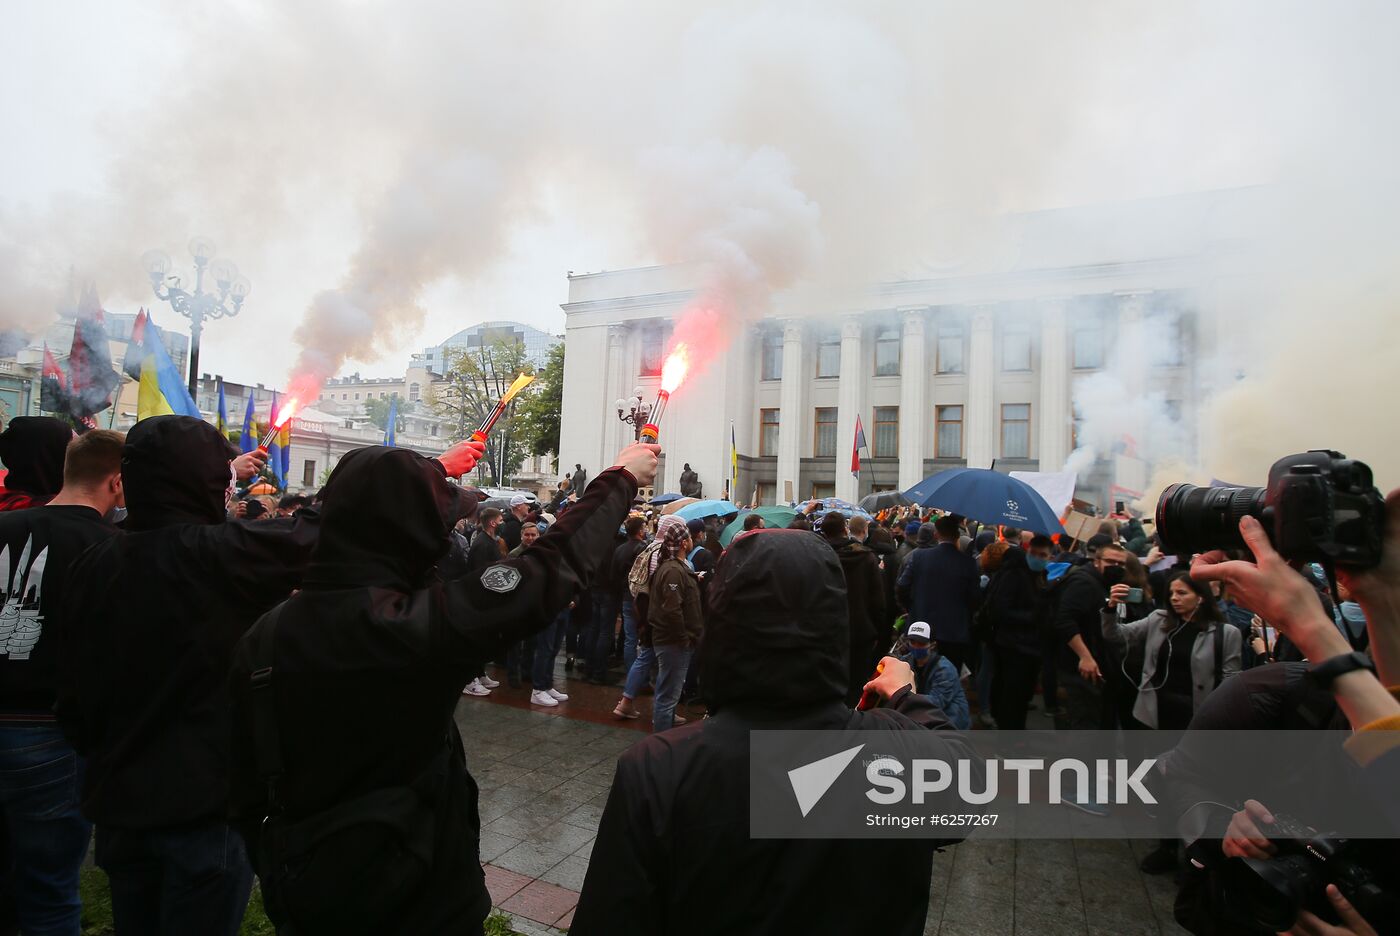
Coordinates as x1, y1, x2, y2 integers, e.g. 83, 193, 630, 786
627, 540, 666, 598
245, 607, 448, 935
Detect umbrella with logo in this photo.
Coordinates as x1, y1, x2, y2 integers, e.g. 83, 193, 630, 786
672, 499, 742, 523
649, 492, 685, 506
903, 468, 1065, 535
797, 496, 872, 519
717, 506, 799, 546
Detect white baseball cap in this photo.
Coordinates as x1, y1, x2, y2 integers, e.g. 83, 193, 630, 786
907, 621, 932, 641
509, 494, 529, 507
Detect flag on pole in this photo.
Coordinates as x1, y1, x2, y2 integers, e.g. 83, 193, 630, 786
66, 300, 122, 419
384, 396, 398, 447
267, 392, 286, 489
730, 421, 738, 497
851, 414, 868, 478
135, 312, 201, 421
40, 344, 68, 414
216, 379, 229, 438
239, 393, 256, 455
280, 415, 291, 483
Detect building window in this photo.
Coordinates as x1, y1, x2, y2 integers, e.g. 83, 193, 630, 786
874, 327, 900, 377
1164, 399, 1183, 423
761, 331, 783, 381
1001, 404, 1031, 458
430, 424, 439, 437
1152, 314, 1184, 367
759, 408, 780, 456
640, 328, 665, 377
354, 393, 360, 400
936, 405, 963, 458
1072, 322, 1103, 369
937, 325, 964, 374
816, 332, 840, 378
814, 407, 838, 457
379, 391, 386, 398
873, 406, 898, 457
1002, 327, 1032, 371
409, 382, 420, 402
812, 481, 836, 500
302, 460, 316, 487
755, 481, 776, 506
341, 393, 348, 401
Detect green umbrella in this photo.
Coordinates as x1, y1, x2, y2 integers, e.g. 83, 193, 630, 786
717, 506, 799, 547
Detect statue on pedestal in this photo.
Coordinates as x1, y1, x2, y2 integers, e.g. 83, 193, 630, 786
679, 463, 703, 498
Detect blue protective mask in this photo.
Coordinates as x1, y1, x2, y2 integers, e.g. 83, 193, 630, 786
909, 647, 931, 662
1026, 555, 1049, 573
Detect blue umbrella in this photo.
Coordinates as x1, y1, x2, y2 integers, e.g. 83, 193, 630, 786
672, 499, 742, 523
649, 492, 685, 506
798, 497, 872, 519
903, 468, 1066, 535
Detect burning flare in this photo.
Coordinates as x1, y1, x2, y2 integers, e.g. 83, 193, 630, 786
660, 343, 690, 394
471, 372, 537, 443
258, 398, 301, 452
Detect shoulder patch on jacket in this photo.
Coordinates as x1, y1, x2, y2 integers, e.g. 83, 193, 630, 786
481, 565, 521, 594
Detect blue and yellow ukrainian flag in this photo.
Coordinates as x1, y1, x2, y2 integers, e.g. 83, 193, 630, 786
730, 420, 739, 498
136, 313, 201, 421
267, 392, 287, 489
239, 393, 256, 455
216, 378, 229, 437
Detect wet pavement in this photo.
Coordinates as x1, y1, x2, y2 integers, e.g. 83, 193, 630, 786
458, 657, 1190, 935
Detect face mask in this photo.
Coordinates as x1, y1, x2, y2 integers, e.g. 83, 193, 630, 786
1340, 601, 1366, 625
909, 647, 931, 662
1026, 555, 1049, 572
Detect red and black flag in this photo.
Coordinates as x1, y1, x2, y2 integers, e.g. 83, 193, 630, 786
39, 344, 68, 413
65, 292, 122, 418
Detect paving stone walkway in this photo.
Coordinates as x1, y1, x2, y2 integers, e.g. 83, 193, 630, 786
456, 666, 1190, 935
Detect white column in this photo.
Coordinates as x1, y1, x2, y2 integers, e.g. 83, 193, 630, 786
776, 320, 805, 504
604, 324, 629, 472
835, 314, 864, 502
898, 307, 927, 490
1117, 293, 1149, 451
965, 307, 996, 469
1038, 299, 1070, 472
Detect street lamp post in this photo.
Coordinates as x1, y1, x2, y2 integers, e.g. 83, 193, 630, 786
141, 237, 251, 397
615, 388, 652, 442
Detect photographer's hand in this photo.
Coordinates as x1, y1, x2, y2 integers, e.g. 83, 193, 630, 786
1337, 487, 1400, 688
863, 656, 915, 702
1284, 884, 1380, 936
1107, 583, 1131, 608
1222, 798, 1277, 860
1191, 517, 1349, 662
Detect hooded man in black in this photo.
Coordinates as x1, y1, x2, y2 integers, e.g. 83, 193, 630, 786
227, 441, 656, 936
820, 510, 886, 705
571, 529, 975, 936
0, 416, 72, 511
59, 415, 312, 936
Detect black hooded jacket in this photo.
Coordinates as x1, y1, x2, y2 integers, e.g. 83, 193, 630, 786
986, 546, 1047, 656
59, 415, 319, 829
227, 448, 637, 935
571, 529, 977, 936
0, 416, 71, 508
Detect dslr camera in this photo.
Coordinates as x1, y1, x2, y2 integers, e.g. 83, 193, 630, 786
1217, 813, 1398, 932
1155, 450, 1385, 567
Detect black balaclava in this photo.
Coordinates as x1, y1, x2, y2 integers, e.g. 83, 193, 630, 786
303, 446, 463, 591
0, 416, 72, 500
122, 416, 237, 531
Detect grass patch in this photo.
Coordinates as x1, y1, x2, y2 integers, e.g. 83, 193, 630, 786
79, 865, 275, 936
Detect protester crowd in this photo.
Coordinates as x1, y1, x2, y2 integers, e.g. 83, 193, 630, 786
0, 413, 1396, 935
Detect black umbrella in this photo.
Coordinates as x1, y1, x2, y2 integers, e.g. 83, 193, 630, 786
859, 490, 910, 512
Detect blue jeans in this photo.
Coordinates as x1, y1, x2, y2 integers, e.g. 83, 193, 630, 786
532, 611, 569, 690
620, 598, 639, 673
95, 822, 253, 936
0, 725, 90, 936
652, 643, 693, 733
622, 644, 657, 700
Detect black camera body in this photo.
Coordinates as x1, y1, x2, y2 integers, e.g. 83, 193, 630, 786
1156, 450, 1385, 567
1224, 814, 1398, 932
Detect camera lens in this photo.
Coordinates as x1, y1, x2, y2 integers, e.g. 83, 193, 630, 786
1155, 483, 1268, 556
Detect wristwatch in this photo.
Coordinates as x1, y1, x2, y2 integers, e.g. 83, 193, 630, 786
1306, 651, 1376, 689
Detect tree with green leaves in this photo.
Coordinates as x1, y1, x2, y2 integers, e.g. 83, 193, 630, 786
427, 339, 534, 487
515, 340, 563, 470
364, 393, 405, 434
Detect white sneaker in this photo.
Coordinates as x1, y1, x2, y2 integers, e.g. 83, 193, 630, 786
546, 688, 569, 702
478, 675, 500, 689
462, 679, 491, 697
530, 689, 559, 707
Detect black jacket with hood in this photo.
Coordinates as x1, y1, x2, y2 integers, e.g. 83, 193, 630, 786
0, 416, 71, 509
986, 546, 1046, 656
227, 448, 637, 936
59, 415, 319, 829
571, 529, 976, 936
826, 533, 886, 703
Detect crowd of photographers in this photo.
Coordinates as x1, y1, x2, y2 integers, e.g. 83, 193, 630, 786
0, 412, 1396, 935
